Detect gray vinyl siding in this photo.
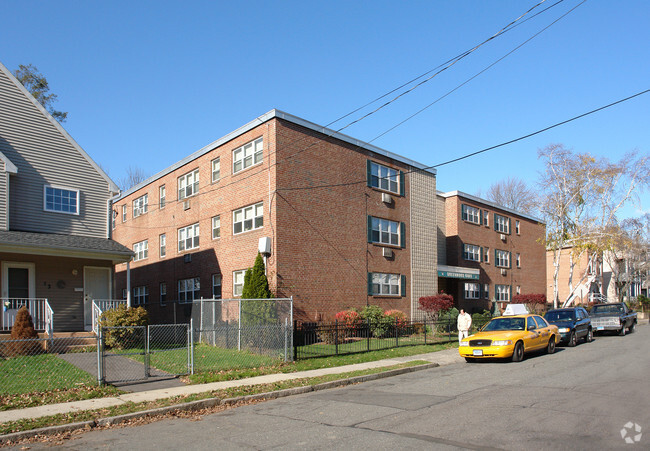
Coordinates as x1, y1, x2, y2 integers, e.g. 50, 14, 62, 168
0, 69, 109, 238
0, 161, 7, 230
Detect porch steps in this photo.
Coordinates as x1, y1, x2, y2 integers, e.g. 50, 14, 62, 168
0, 331, 97, 353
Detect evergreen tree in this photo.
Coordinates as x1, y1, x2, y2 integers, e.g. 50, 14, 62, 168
241, 253, 276, 324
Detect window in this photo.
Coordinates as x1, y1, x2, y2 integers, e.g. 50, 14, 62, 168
516, 253, 521, 268
212, 215, 221, 239
233, 137, 263, 174
370, 273, 401, 296
461, 204, 480, 224
133, 286, 149, 305
122, 288, 127, 300
484, 284, 490, 299
496, 284, 511, 302
233, 270, 246, 296
483, 211, 489, 227
516, 285, 521, 295
484, 247, 490, 263
465, 282, 480, 299
133, 240, 148, 261
233, 202, 263, 234
463, 244, 481, 262
212, 274, 222, 299
370, 217, 401, 246
111, 210, 116, 230
44, 186, 79, 215
160, 283, 167, 306
494, 214, 510, 233
133, 194, 148, 217
159, 185, 166, 209
122, 205, 127, 222
178, 169, 199, 200
211, 157, 221, 182
368, 161, 400, 194
495, 249, 511, 268
178, 277, 200, 303
159, 234, 166, 258
515, 220, 520, 234
178, 223, 200, 251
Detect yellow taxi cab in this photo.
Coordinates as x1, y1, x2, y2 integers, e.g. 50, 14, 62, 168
459, 307, 560, 362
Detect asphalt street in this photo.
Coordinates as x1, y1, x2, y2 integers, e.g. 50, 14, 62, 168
17, 324, 650, 450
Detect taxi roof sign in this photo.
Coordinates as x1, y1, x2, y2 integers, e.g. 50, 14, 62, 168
503, 304, 529, 316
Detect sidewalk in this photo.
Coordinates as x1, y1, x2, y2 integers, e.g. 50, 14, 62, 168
0, 348, 463, 425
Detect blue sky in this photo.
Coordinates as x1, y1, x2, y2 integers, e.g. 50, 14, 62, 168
1, 0, 648, 218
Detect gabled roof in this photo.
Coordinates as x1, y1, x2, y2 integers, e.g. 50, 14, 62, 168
0, 61, 119, 193
0, 150, 17, 173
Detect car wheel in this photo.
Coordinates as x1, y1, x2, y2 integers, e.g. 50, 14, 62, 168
465, 357, 476, 363
619, 324, 626, 336
629, 322, 635, 333
546, 338, 556, 354
511, 342, 524, 362
567, 331, 577, 347
585, 328, 593, 343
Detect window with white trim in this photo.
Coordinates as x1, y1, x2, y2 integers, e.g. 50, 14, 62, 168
44, 185, 79, 215
463, 244, 481, 262
233, 270, 246, 296
461, 204, 480, 224
515, 220, 520, 234
516, 253, 521, 268
483, 211, 489, 227
371, 273, 401, 296
211, 157, 220, 182
133, 240, 148, 261
484, 284, 490, 299
122, 288, 127, 300
159, 185, 166, 209
178, 223, 200, 251
212, 274, 222, 299
495, 249, 510, 268
178, 277, 200, 303
369, 161, 399, 194
122, 205, 127, 222
159, 234, 166, 258
111, 210, 116, 230
496, 284, 511, 302
465, 282, 480, 299
233, 137, 263, 174
212, 215, 221, 239
133, 286, 149, 305
160, 283, 167, 305
133, 194, 148, 217
233, 202, 263, 234
516, 285, 521, 295
178, 169, 199, 200
371, 217, 400, 246
495, 214, 510, 233
484, 247, 490, 263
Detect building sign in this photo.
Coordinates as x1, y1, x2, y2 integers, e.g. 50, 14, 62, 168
437, 270, 479, 280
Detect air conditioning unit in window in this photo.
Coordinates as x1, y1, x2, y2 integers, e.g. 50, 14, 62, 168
183, 200, 191, 210
500, 234, 506, 241
501, 268, 507, 276
381, 192, 393, 204
382, 247, 394, 258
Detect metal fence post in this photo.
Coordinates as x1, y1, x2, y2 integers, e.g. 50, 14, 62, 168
367, 318, 371, 352
97, 328, 104, 386
334, 319, 339, 355
145, 325, 150, 378
190, 318, 194, 375
238, 299, 242, 352
284, 318, 288, 362
424, 320, 427, 345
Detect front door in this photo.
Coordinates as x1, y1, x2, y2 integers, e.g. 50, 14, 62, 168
1, 262, 35, 329
84, 267, 111, 331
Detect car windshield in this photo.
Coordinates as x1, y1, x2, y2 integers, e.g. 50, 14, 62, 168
545, 311, 575, 321
483, 317, 525, 331
591, 305, 623, 314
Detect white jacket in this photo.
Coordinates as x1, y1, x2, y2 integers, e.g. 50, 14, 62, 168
457, 312, 472, 331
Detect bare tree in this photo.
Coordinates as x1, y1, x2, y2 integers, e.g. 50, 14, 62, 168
118, 166, 148, 191
485, 177, 538, 215
13, 64, 68, 123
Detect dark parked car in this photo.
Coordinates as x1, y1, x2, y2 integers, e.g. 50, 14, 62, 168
544, 307, 593, 346
589, 303, 637, 336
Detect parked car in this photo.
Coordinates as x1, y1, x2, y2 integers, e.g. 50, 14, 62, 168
589, 303, 637, 336
544, 307, 593, 346
459, 313, 559, 363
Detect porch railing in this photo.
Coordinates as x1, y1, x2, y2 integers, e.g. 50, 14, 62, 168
1, 298, 53, 333
92, 299, 127, 334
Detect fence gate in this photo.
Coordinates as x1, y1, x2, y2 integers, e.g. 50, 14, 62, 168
99, 324, 191, 385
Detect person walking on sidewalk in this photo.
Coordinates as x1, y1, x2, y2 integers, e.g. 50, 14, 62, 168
457, 308, 472, 344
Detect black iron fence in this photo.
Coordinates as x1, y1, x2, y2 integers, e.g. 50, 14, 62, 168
294, 317, 490, 359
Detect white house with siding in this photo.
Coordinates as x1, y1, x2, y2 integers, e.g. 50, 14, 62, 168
0, 61, 132, 332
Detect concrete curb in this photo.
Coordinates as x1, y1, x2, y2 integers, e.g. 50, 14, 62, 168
0, 362, 439, 445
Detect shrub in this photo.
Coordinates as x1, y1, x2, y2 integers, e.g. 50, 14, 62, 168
436, 307, 458, 334
360, 305, 391, 338
638, 295, 650, 312
99, 305, 149, 349
512, 293, 547, 313
418, 294, 454, 322
471, 310, 493, 331
5, 306, 41, 356
334, 310, 362, 328
384, 309, 407, 328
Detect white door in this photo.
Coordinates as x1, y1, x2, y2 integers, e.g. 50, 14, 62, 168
84, 267, 111, 331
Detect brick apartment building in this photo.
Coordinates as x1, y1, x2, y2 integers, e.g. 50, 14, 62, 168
111, 110, 439, 322
437, 191, 546, 313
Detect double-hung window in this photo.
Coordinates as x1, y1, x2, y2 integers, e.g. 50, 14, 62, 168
233, 137, 263, 174
483, 284, 490, 299
368, 161, 400, 194
465, 282, 480, 299
496, 284, 511, 302
516, 253, 521, 268
122, 205, 127, 222
133, 286, 149, 305
515, 220, 520, 234
178, 277, 200, 303
133, 194, 148, 217
484, 247, 490, 263
160, 283, 167, 305
370, 217, 401, 246
178, 169, 199, 200
494, 214, 510, 233
44, 185, 79, 215
211, 157, 221, 182
233, 202, 263, 234
483, 211, 489, 227
370, 273, 400, 296
233, 270, 246, 296
178, 223, 200, 251
495, 249, 510, 268
463, 244, 481, 262
212, 215, 221, 239
159, 185, 166, 209
461, 204, 480, 224
159, 234, 166, 258
212, 274, 222, 299
133, 240, 148, 261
